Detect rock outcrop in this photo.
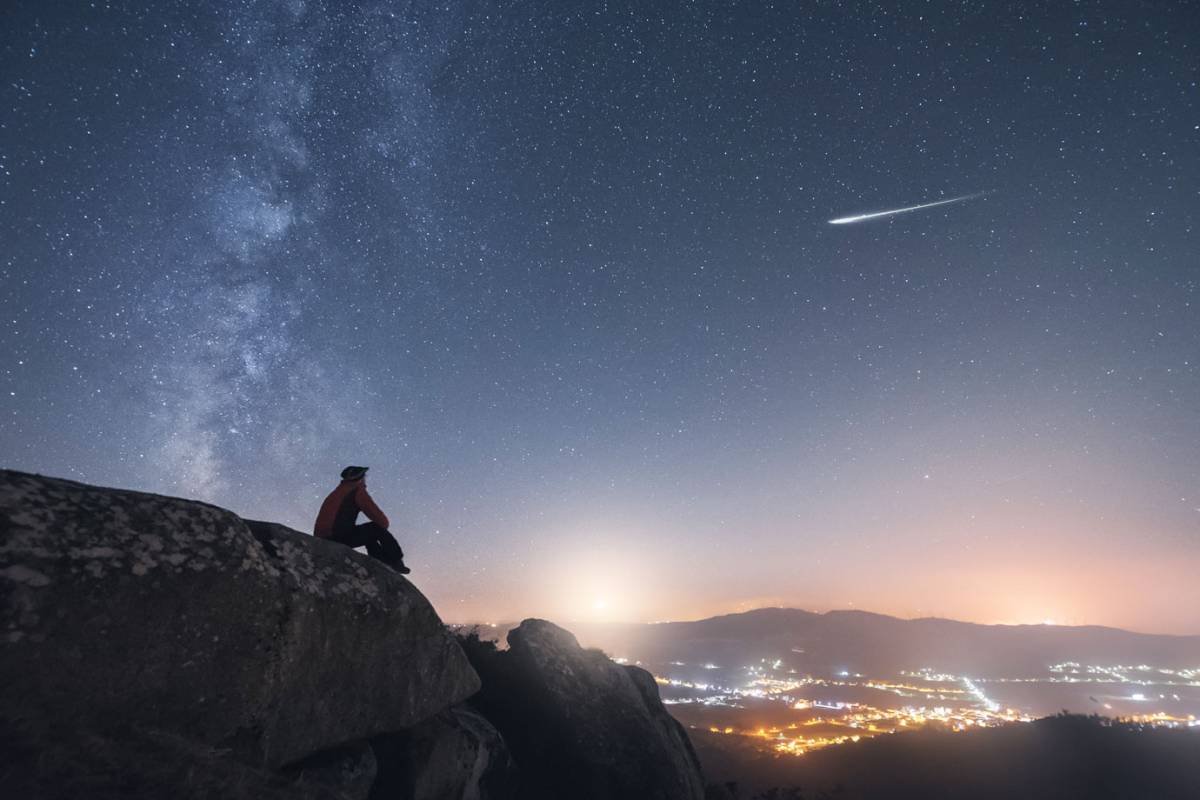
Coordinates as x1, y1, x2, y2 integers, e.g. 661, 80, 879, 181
1, 470, 709, 799
0, 470, 478, 771
462, 619, 707, 800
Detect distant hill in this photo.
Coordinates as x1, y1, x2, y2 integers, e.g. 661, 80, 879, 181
694, 713, 1200, 800
556, 608, 1200, 678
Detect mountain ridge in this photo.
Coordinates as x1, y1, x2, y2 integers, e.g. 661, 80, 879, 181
483, 606, 1200, 679
565, 606, 1200, 640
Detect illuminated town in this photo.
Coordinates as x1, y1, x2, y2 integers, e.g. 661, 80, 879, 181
632, 657, 1200, 757
467, 620, 1200, 758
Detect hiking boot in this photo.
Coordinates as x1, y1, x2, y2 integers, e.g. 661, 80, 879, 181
393, 561, 412, 575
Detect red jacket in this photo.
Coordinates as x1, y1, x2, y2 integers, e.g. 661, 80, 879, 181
314, 481, 390, 538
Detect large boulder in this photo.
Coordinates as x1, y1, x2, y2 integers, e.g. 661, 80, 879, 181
0, 470, 479, 769
463, 619, 706, 800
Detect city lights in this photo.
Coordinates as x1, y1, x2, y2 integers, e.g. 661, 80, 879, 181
659, 656, 1200, 759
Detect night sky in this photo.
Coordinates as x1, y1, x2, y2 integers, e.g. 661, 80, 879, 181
2, 2, 1197, 633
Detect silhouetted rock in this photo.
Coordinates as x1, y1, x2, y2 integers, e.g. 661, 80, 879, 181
0, 470, 478, 783
0, 470, 726, 798
370, 704, 519, 800
462, 619, 706, 800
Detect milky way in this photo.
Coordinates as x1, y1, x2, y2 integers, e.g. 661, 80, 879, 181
2, 2, 1198, 632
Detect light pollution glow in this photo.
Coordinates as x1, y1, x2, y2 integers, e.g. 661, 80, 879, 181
423, 438, 1200, 635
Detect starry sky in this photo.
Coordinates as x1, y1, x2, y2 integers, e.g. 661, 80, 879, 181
2, 1, 1198, 634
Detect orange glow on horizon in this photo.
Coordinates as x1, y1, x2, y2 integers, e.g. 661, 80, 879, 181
437, 542, 1200, 636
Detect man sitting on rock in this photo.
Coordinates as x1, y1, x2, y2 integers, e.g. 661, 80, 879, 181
314, 466, 410, 574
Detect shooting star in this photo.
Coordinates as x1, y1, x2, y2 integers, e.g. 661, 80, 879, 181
828, 192, 987, 225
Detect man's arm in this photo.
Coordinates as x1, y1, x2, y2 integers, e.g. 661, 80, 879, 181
356, 487, 391, 530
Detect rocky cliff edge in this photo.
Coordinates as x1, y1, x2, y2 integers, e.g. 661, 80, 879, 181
1, 470, 709, 799
0, 469, 478, 770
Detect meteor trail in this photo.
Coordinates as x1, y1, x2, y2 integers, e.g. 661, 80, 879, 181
828, 193, 986, 225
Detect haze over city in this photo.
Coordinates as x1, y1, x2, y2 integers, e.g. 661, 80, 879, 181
2, 1, 1198, 635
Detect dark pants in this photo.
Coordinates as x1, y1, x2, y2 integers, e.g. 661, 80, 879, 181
331, 522, 404, 567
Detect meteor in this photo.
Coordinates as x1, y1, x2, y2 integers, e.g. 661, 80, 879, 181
828, 192, 986, 225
